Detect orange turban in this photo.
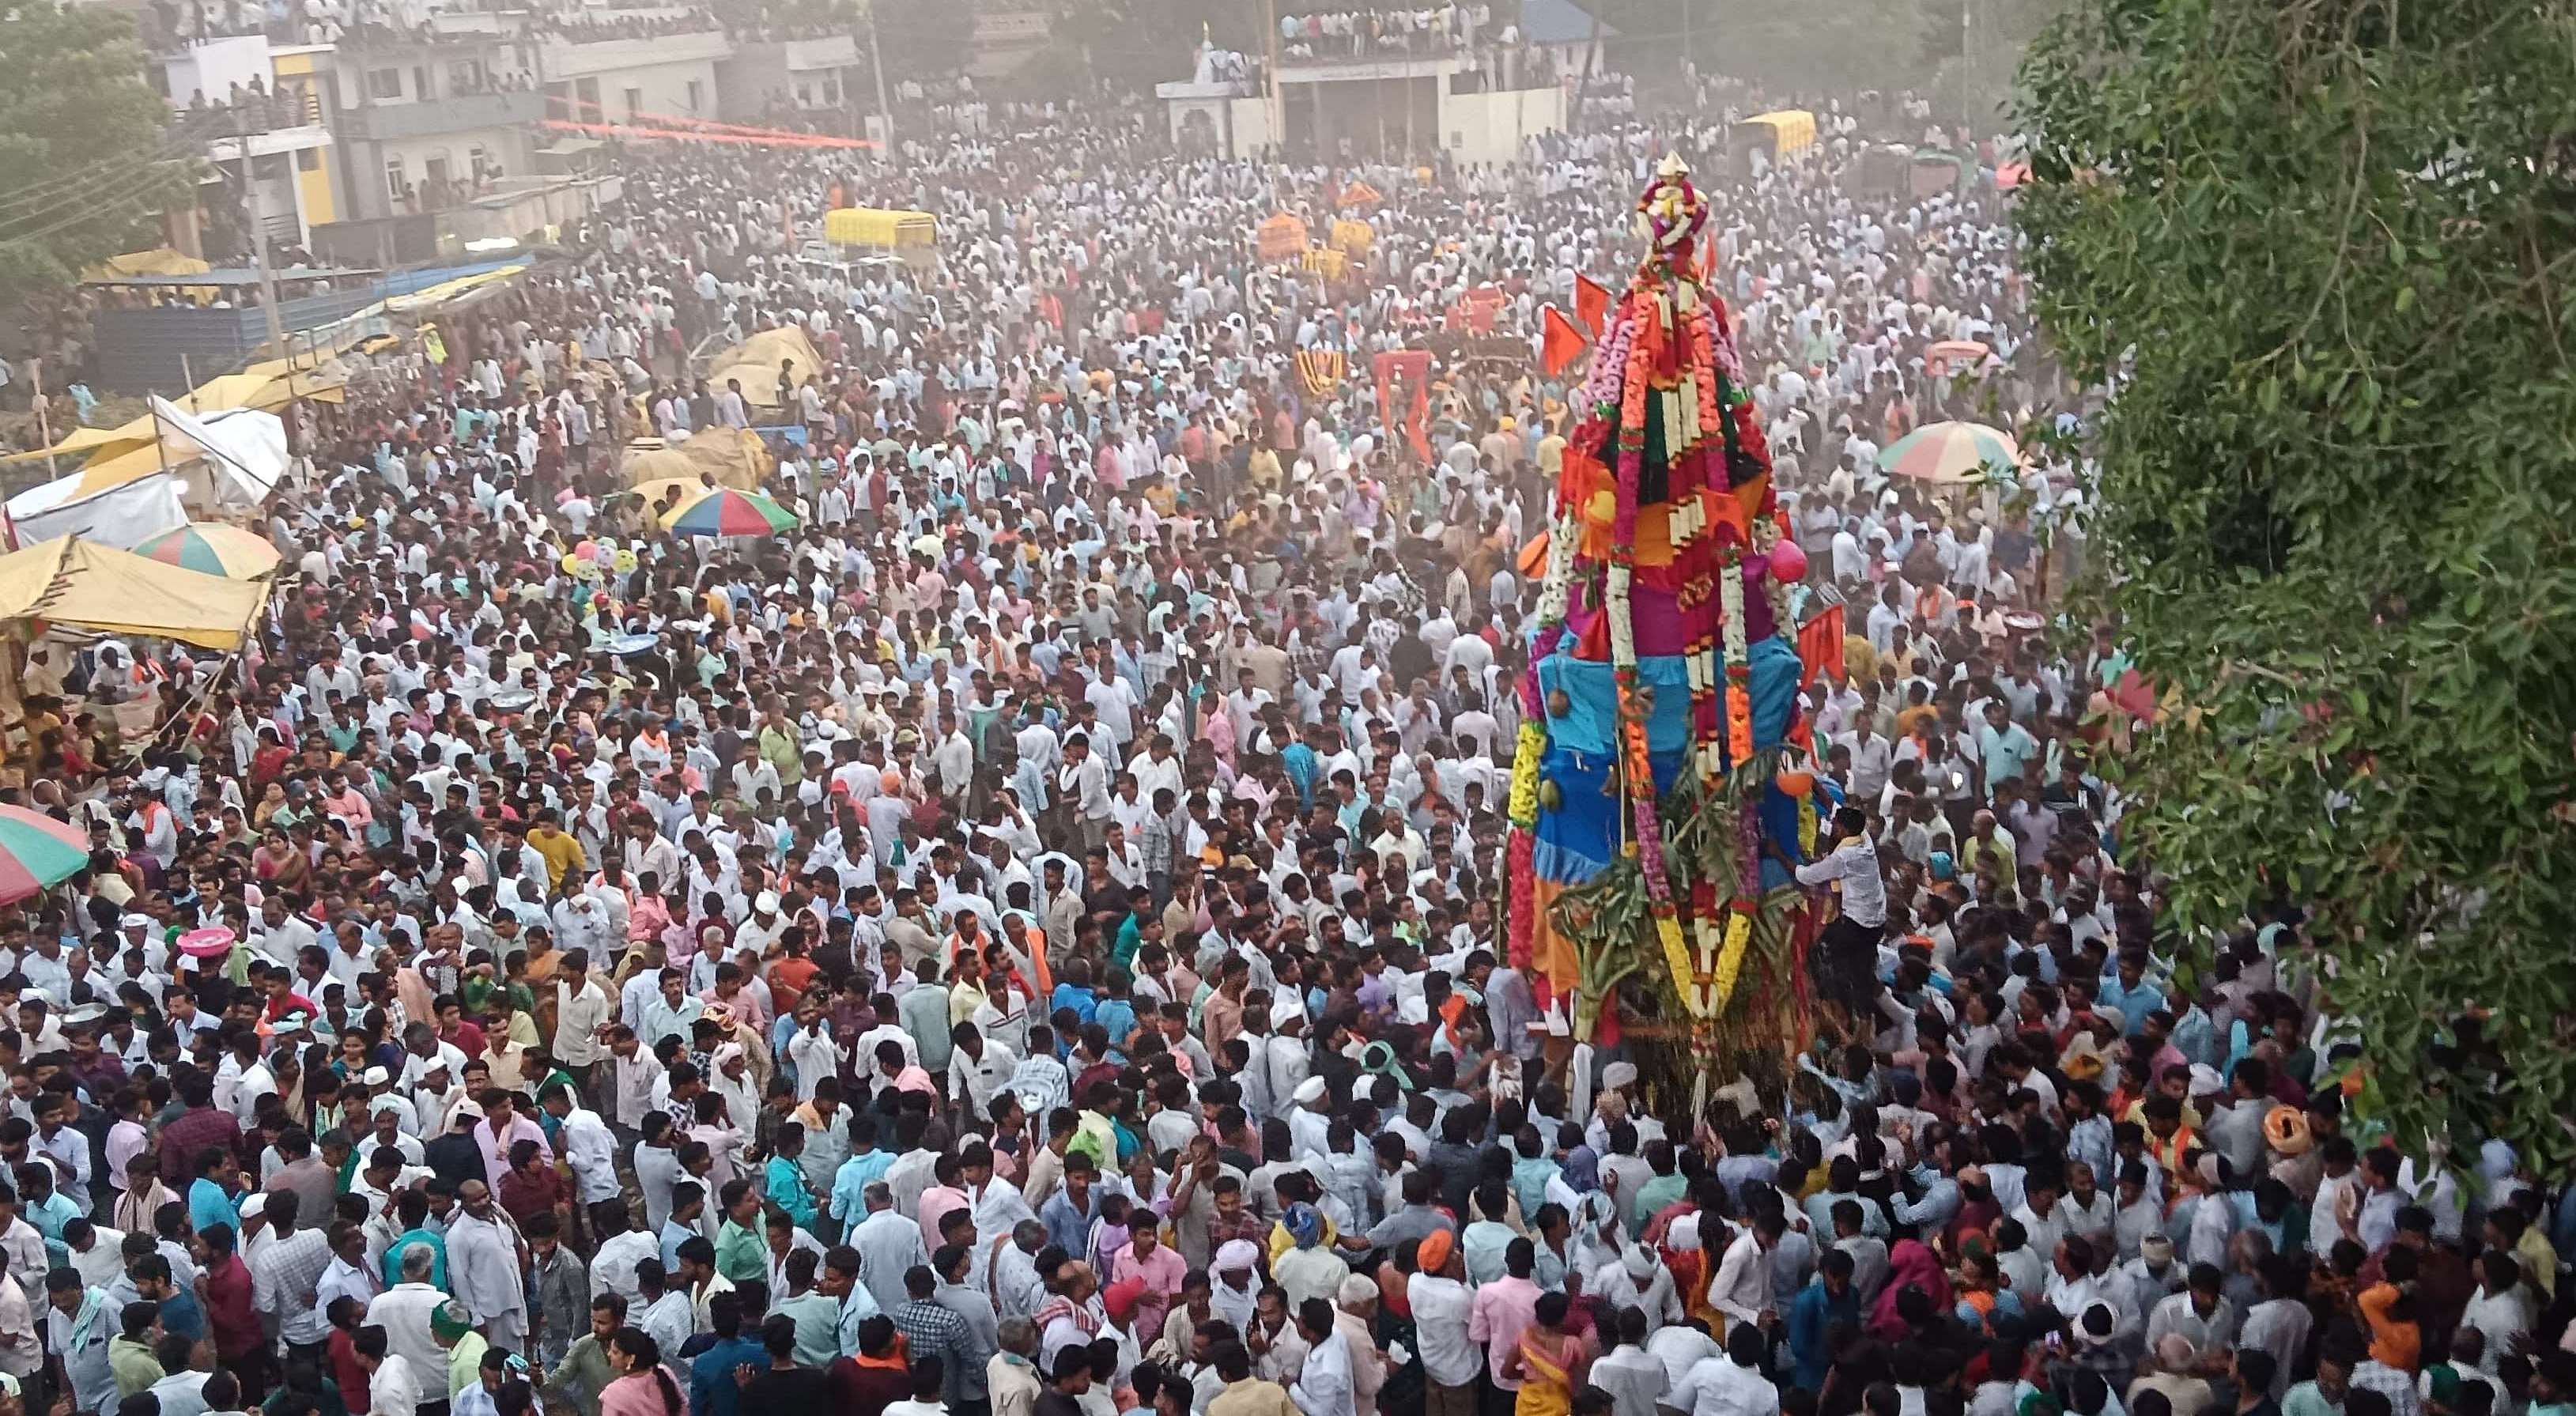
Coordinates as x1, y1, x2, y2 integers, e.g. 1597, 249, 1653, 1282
1417, 1229, 1455, 1274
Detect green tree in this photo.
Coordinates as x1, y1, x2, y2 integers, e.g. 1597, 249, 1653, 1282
2015, 0, 2576, 1166
0, 5, 198, 301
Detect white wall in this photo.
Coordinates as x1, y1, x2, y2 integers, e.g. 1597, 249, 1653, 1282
163, 34, 274, 107
1162, 94, 1274, 159
372, 124, 532, 204
1439, 85, 1565, 166
578, 57, 723, 121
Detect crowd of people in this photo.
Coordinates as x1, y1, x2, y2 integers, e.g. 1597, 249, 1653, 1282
0, 81, 2564, 1416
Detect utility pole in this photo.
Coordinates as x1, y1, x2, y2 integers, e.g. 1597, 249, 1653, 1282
238, 108, 287, 357
1263, 0, 1282, 155
863, 0, 893, 155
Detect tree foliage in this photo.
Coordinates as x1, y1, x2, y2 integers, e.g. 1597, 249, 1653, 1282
0, 6, 197, 302
2014, 0, 2576, 1165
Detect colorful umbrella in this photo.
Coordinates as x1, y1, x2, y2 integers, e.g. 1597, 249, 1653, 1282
660, 487, 799, 537
130, 523, 282, 579
0, 805, 92, 904
1879, 421, 2023, 485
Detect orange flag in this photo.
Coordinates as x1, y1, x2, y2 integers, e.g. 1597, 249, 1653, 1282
1796, 600, 1848, 687
1573, 274, 1611, 334
1542, 304, 1589, 377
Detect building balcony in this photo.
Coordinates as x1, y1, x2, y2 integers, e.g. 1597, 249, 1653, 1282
337, 89, 546, 141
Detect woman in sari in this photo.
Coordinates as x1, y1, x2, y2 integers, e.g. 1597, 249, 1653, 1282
1500, 1292, 1591, 1416
253, 827, 312, 894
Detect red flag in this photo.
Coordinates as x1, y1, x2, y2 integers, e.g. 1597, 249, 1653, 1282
1573, 274, 1610, 334
1796, 600, 1847, 687
1541, 304, 1589, 377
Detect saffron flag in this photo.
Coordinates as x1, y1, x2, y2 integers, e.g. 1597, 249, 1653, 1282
1542, 304, 1589, 377
1796, 599, 1847, 688
1573, 274, 1611, 334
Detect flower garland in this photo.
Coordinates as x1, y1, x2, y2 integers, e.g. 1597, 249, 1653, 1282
1721, 545, 1754, 765
1712, 908, 1752, 1009
1505, 829, 1538, 970
1507, 720, 1547, 825
1714, 792, 1766, 1009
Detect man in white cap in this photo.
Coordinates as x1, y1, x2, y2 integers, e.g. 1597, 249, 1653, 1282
1287, 1078, 1332, 1163
1210, 1239, 1263, 1338
1588, 1241, 1681, 1326
737, 892, 786, 957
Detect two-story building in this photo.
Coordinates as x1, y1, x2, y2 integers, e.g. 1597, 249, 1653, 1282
157, 33, 341, 250
538, 9, 735, 128
327, 21, 546, 222
1158, 0, 1597, 165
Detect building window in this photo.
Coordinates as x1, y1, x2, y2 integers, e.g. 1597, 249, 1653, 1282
383, 156, 406, 201
368, 68, 402, 100
686, 80, 701, 111
297, 147, 319, 172
624, 86, 643, 119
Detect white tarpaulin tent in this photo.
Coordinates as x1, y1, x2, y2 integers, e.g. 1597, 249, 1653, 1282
149, 398, 287, 504
4, 470, 185, 549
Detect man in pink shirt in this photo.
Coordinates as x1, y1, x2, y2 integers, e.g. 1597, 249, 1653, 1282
918, 1152, 970, 1247
1109, 1224, 1188, 1340
1466, 1237, 1542, 1397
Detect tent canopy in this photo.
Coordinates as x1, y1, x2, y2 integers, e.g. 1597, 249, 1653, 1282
0, 535, 270, 650
3, 361, 343, 468
621, 428, 772, 490
704, 327, 822, 410
84, 248, 212, 281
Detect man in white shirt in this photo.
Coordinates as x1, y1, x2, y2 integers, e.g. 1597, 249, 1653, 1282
1668, 1323, 1781, 1416
542, 1088, 624, 1215
1705, 1213, 1780, 1334
1794, 808, 1888, 1036
355, 1325, 423, 1416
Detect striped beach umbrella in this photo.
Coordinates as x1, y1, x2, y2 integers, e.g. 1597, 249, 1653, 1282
0, 805, 92, 904
1879, 421, 2023, 485
660, 487, 801, 537
130, 523, 282, 578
